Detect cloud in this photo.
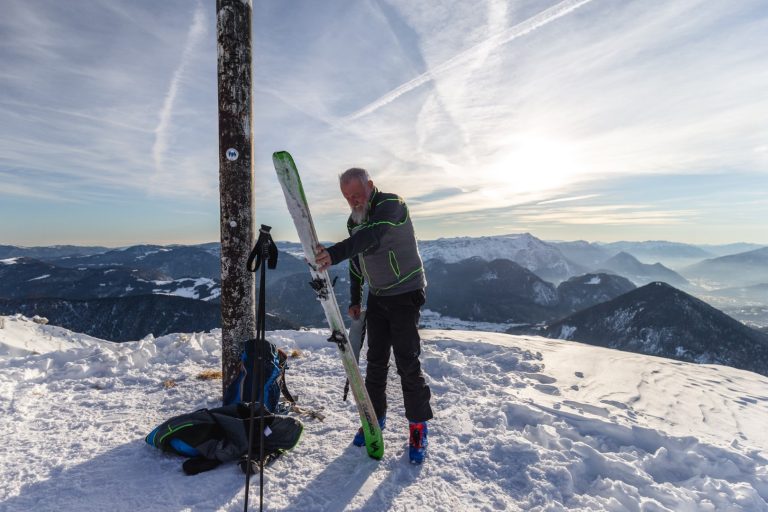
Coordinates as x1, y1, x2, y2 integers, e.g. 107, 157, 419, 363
152, 3, 207, 185
536, 194, 601, 205
342, 0, 595, 122
2, 1, 767, 246
0, 1, 216, 205
0, 171, 80, 202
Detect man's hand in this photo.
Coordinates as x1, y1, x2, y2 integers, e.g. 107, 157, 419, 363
348, 304, 361, 320
315, 244, 332, 272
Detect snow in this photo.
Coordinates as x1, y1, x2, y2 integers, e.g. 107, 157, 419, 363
418, 233, 579, 279
28, 274, 51, 281
421, 309, 526, 332
1, 315, 767, 511
533, 281, 559, 306
587, 277, 601, 285
559, 325, 577, 339
151, 278, 221, 301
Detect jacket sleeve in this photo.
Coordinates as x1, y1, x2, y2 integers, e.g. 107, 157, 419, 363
349, 255, 365, 307
326, 197, 404, 264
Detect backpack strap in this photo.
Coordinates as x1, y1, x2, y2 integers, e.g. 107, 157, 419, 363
274, 349, 326, 421
276, 349, 297, 404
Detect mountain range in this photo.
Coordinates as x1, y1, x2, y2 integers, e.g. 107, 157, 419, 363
1, 235, 766, 376
0, 296, 295, 342
418, 233, 584, 282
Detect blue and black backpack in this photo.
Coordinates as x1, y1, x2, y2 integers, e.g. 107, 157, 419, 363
222, 337, 296, 411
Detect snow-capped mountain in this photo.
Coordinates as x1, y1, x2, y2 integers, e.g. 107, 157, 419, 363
0, 244, 109, 260
547, 240, 614, 269
0, 257, 221, 301
2, 239, 766, 348
418, 233, 584, 282
545, 282, 768, 376
47, 245, 222, 280
1, 316, 766, 510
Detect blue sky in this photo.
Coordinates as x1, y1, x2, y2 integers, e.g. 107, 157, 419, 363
1, 0, 767, 247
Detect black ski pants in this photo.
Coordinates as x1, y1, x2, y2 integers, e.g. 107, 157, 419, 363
364, 288, 433, 423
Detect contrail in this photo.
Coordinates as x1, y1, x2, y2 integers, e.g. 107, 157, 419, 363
343, 0, 595, 122
153, 4, 206, 175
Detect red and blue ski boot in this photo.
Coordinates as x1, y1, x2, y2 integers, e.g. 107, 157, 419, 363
409, 421, 428, 464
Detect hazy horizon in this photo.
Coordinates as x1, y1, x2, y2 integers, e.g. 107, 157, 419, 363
2, 232, 766, 251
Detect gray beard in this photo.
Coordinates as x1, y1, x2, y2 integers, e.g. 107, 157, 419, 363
350, 204, 368, 224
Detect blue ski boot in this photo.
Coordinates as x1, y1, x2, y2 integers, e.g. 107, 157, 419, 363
353, 416, 386, 447
409, 421, 428, 464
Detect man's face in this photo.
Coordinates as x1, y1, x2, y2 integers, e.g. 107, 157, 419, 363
341, 179, 373, 220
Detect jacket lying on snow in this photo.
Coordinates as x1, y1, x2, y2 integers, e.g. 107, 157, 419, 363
146, 402, 303, 471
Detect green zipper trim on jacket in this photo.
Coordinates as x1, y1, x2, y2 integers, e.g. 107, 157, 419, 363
388, 250, 401, 277
370, 266, 424, 294
363, 203, 409, 229
353, 198, 409, 231
158, 422, 194, 446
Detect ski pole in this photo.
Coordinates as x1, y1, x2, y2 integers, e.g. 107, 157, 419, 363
244, 225, 277, 512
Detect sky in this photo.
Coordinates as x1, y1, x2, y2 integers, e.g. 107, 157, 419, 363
1, 0, 767, 247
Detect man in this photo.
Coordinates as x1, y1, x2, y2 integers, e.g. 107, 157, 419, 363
315, 167, 433, 464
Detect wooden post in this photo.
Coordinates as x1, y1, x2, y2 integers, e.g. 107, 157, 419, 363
217, 0, 255, 400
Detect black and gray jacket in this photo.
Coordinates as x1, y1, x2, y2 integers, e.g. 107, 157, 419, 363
326, 187, 426, 305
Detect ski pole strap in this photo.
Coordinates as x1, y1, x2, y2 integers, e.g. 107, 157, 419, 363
247, 224, 278, 272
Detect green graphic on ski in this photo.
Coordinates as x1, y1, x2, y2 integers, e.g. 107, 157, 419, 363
273, 150, 384, 460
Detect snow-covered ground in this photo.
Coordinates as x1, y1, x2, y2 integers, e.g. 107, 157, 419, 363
420, 308, 527, 332
1, 315, 767, 511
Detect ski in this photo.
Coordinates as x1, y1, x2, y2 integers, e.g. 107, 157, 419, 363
272, 151, 384, 460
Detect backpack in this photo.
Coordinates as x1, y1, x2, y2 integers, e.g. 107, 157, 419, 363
145, 402, 303, 474
223, 338, 296, 411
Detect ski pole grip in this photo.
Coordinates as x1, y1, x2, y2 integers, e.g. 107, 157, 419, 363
247, 224, 278, 272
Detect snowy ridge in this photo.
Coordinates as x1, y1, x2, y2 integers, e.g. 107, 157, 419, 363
1, 316, 767, 511
419, 233, 580, 281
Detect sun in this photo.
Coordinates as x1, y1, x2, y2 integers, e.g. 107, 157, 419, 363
486, 135, 583, 194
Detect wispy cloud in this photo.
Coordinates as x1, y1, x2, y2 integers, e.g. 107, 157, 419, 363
342, 0, 594, 122
537, 195, 601, 205
152, 3, 206, 185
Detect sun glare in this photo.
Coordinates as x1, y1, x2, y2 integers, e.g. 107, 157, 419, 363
486, 136, 582, 194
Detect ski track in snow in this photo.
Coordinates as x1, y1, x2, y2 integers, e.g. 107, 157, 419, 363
1, 315, 767, 511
